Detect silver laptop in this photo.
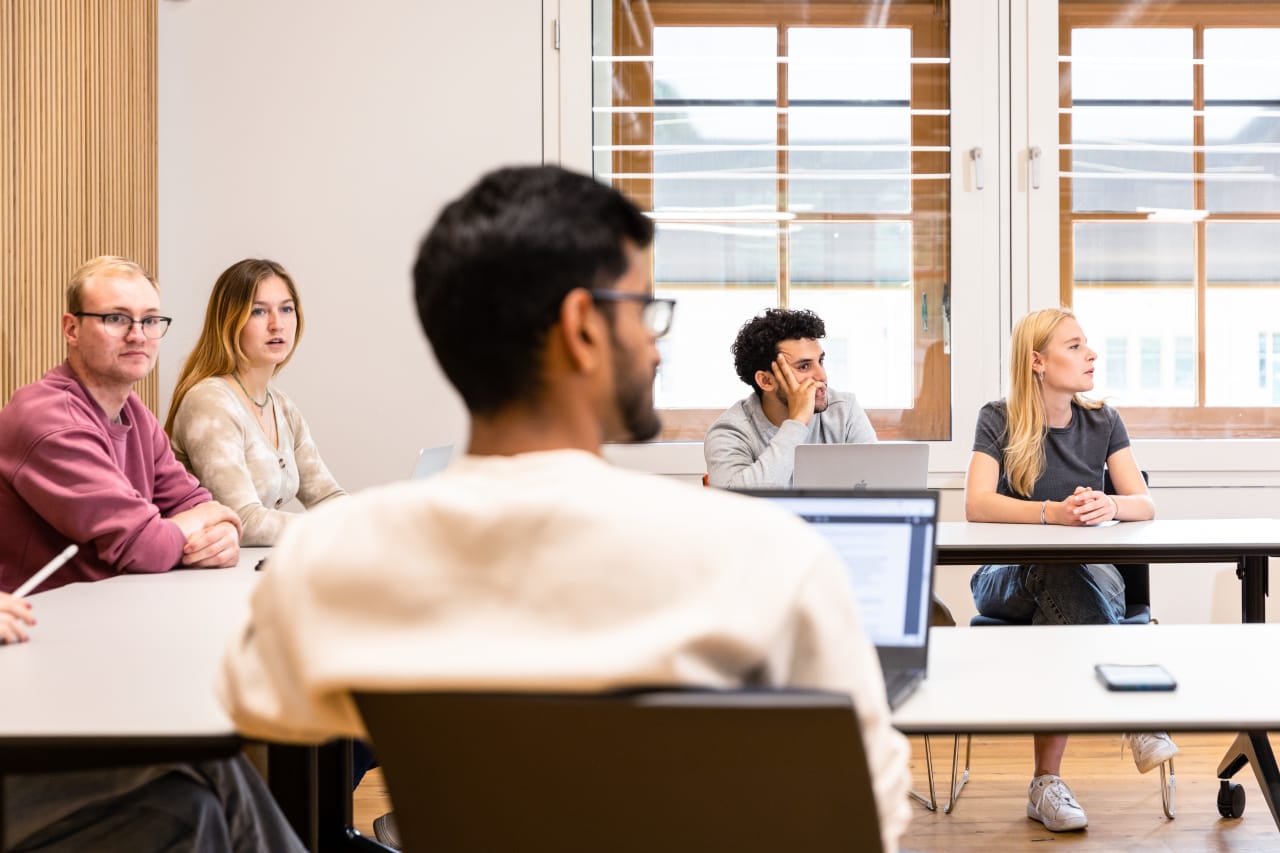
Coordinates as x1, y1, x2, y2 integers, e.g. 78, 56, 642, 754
411, 445, 454, 480
792, 443, 929, 490
740, 489, 939, 709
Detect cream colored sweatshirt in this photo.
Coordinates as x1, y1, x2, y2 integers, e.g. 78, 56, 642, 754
218, 449, 910, 851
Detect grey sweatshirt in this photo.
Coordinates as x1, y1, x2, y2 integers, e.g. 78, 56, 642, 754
704, 390, 877, 488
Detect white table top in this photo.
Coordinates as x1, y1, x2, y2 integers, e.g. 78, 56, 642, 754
0, 548, 267, 740
892, 623, 1280, 734
935, 517, 1280, 563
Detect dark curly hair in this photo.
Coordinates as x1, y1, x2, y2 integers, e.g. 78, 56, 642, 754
731, 308, 827, 395
413, 165, 653, 415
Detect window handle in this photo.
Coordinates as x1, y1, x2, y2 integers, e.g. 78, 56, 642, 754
1029, 146, 1043, 190
969, 147, 984, 191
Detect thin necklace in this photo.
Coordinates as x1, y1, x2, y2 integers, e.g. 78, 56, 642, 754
232, 371, 271, 414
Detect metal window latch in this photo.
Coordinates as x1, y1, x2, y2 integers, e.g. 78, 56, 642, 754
969, 147, 984, 190
1029, 146, 1042, 189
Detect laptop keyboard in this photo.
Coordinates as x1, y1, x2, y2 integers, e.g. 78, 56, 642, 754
884, 668, 923, 708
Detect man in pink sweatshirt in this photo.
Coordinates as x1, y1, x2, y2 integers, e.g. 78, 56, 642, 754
0, 258, 308, 852
0, 256, 241, 594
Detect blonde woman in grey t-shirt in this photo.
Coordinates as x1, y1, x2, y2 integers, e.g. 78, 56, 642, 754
964, 307, 1171, 834
166, 259, 346, 546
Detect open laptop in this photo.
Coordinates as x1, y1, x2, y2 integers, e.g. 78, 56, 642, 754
740, 489, 939, 709
792, 443, 929, 490
411, 445, 454, 480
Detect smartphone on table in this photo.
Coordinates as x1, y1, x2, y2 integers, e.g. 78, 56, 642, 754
1094, 663, 1177, 692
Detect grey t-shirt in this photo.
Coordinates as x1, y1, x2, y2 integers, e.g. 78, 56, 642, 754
972, 399, 1130, 501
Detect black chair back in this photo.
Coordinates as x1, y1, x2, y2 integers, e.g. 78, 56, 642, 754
1105, 468, 1152, 614
354, 688, 882, 853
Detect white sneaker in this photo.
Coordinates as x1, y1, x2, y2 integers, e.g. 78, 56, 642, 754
1124, 732, 1179, 774
1027, 774, 1089, 832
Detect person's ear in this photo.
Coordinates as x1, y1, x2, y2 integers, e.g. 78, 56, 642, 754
558, 288, 605, 372
755, 368, 777, 393
1030, 350, 1045, 377
62, 313, 79, 347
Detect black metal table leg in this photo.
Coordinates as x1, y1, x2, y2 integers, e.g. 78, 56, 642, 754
1217, 556, 1276, 828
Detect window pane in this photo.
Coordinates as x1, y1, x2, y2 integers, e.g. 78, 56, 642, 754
789, 288, 914, 409
1069, 29, 1193, 213
788, 222, 911, 284
1174, 336, 1194, 391
652, 224, 778, 409
653, 286, 776, 409
1073, 222, 1194, 283
1205, 222, 1280, 406
595, 0, 951, 439
787, 28, 912, 213
1204, 29, 1280, 213
1073, 221, 1195, 405
652, 28, 778, 211
654, 223, 778, 284
1075, 288, 1196, 406
1105, 337, 1128, 391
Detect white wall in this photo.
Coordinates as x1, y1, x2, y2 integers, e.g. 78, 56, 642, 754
158, 0, 545, 491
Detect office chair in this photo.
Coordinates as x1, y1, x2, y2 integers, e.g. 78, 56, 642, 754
354, 688, 884, 853
922, 470, 1174, 818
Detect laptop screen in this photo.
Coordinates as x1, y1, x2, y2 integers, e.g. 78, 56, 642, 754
740, 490, 938, 650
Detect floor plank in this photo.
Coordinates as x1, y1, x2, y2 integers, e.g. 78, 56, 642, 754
353, 767, 388, 840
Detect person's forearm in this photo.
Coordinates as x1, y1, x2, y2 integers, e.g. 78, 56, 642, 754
965, 491, 1045, 524
1112, 492, 1155, 521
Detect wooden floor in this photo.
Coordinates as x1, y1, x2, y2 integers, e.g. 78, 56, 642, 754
351, 732, 1280, 851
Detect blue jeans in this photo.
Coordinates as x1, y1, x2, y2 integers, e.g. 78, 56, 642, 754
971, 563, 1125, 625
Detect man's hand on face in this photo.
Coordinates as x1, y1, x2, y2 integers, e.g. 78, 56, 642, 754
771, 353, 824, 426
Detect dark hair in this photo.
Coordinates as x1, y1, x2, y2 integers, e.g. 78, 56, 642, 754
413, 165, 654, 414
731, 308, 827, 395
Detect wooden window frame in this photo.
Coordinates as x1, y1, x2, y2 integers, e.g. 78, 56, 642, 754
607, 0, 951, 441
1059, 1, 1280, 437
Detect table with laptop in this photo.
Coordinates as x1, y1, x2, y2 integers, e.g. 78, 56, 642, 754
745, 470, 1280, 831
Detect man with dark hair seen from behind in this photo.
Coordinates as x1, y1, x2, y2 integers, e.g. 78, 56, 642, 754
705, 307, 877, 488
218, 165, 911, 853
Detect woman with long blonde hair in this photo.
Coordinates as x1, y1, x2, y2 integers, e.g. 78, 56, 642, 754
964, 307, 1170, 834
166, 259, 346, 545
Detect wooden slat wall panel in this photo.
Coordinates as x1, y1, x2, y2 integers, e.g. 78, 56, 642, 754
1, 0, 158, 411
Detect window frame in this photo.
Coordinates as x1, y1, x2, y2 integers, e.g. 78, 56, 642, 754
1057, 1, 1280, 438
605, 0, 953, 441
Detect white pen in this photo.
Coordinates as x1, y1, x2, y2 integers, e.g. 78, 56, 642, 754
13, 544, 79, 599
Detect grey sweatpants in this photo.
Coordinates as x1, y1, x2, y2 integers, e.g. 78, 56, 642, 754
6, 755, 305, 852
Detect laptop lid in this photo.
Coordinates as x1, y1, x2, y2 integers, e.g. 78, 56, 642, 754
739, 489, 938, 675
792, 443, 929, 490
411, 445, 454, 480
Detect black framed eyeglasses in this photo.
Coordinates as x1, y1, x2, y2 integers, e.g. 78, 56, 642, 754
588, 290, 676, 338
74, 312, 173, 339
